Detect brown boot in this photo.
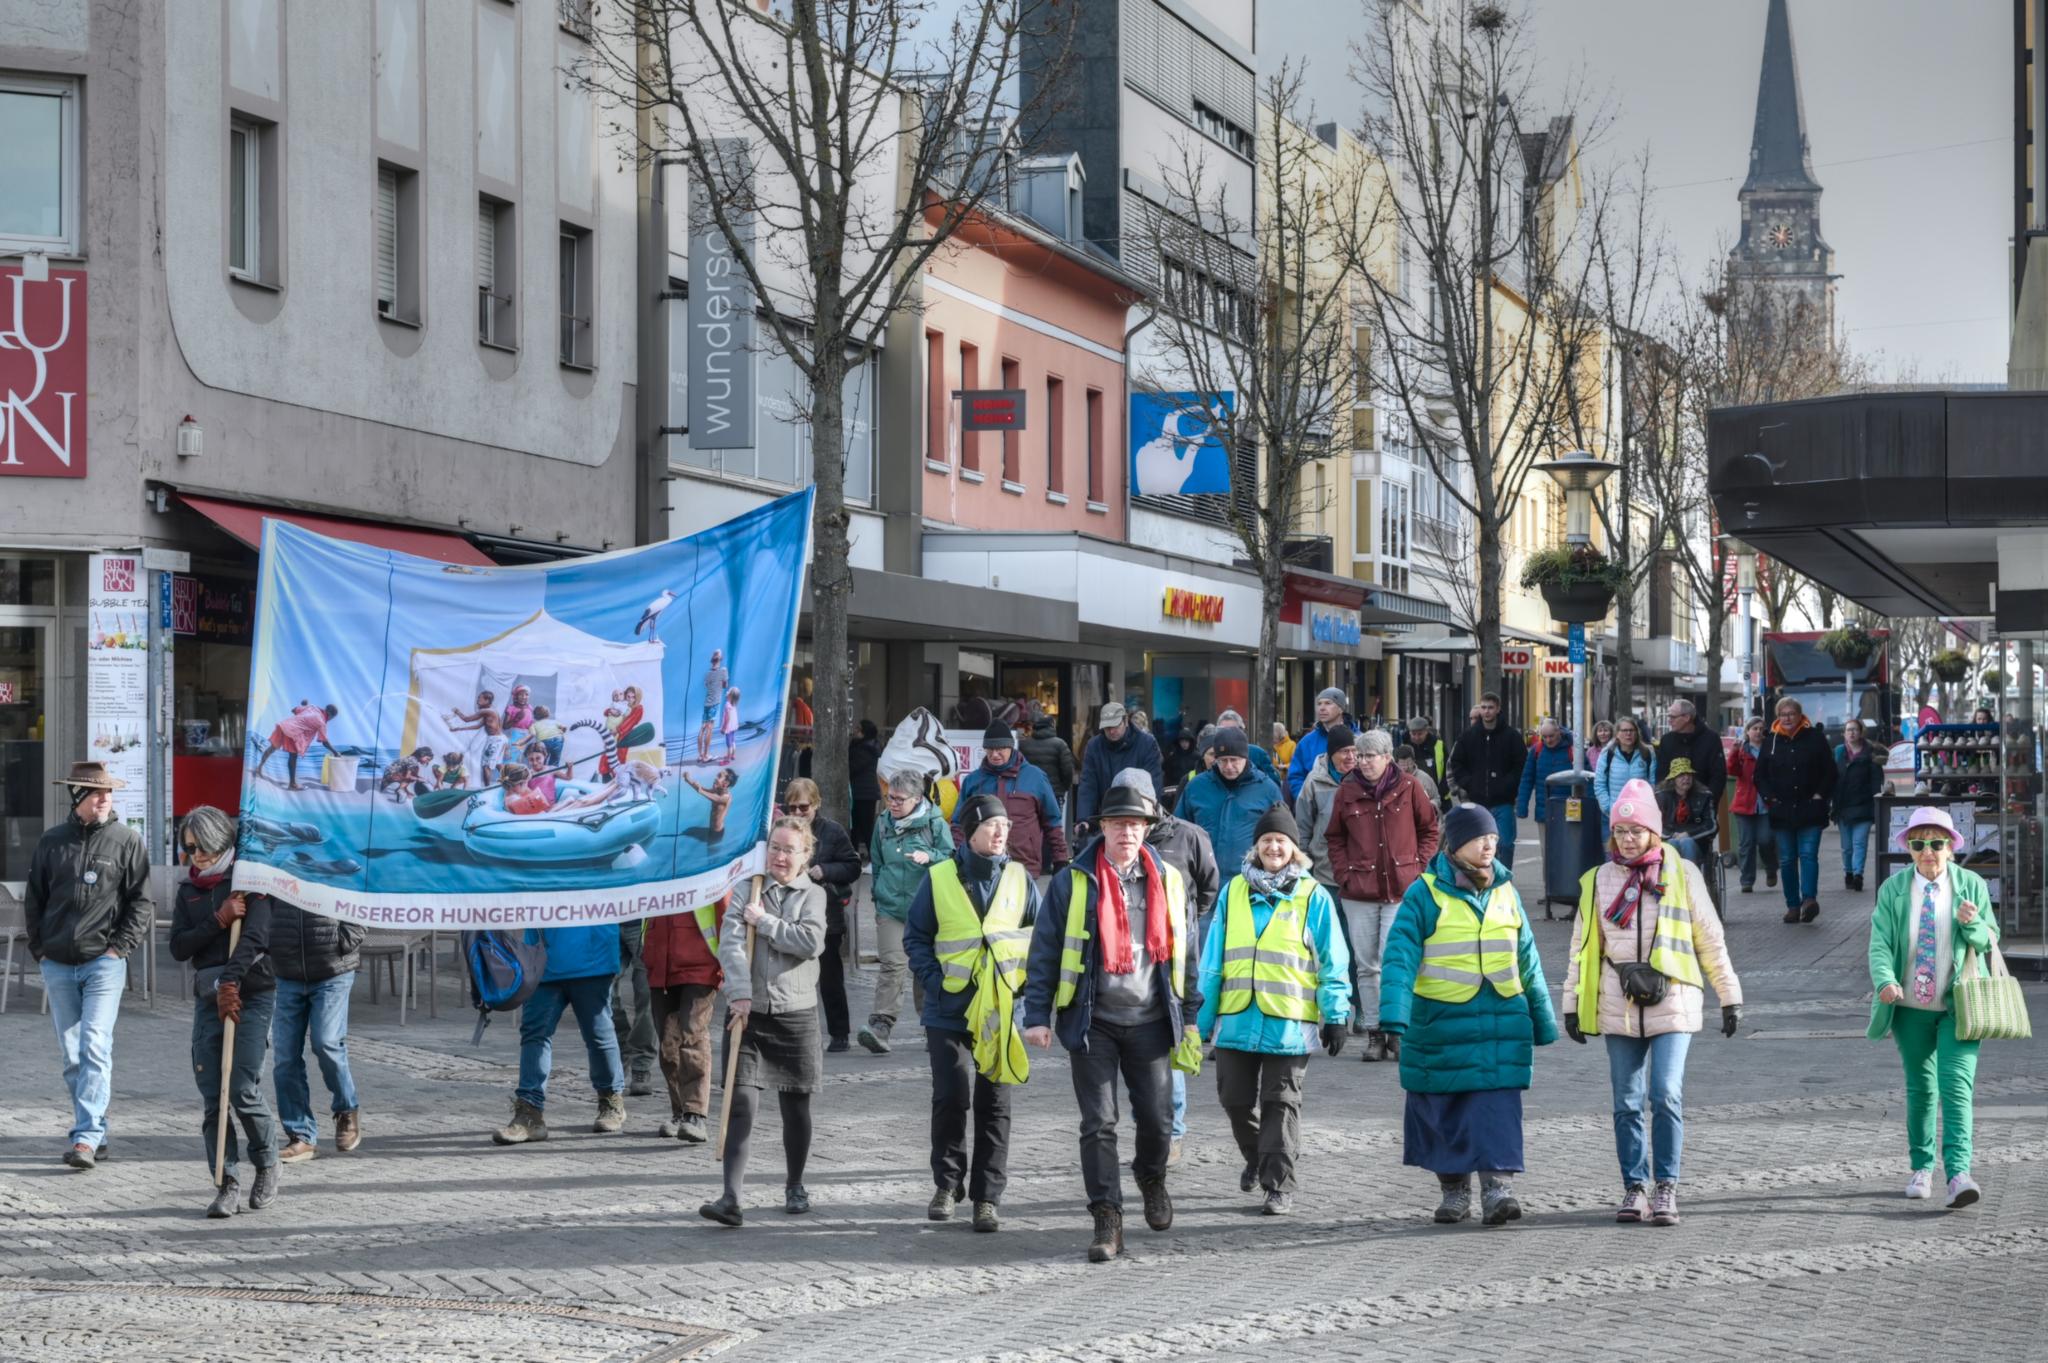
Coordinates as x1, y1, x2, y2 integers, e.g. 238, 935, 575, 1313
1087, 1203, 1124, 1263
1360, 1029, 1386, 1062
334, 1109, 362, 1153
492, 1100, 549, 1145
1382, 1033, 1401, 1063
592, 1093, 627, 1134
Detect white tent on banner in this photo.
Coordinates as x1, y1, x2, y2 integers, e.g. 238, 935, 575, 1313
400, 611, 665, 766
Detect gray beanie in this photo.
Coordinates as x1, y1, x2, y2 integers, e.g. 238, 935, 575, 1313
1358, 729, 1394, 757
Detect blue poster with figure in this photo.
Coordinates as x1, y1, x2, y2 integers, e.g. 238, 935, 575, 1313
1129, 390, 1235, 496
230, 490, 813, 928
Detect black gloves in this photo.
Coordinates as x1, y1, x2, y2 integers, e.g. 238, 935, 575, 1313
1320, 1022, 1347, 1057
1564, 1013, 1587, 1044
1722, 1004, 1741, 1038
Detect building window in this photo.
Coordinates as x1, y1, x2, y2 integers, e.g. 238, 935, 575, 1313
477, 195, 516, 349
0, 73, 81, 256
228, 116, 269, 282
1045, 375, 1065, 494
1000, 356, 1021, 484
375, 162, 422, 324
1085, 387, 1105, 504
557, 0, 593, 37
957, 340, 980, 473
925, 329, 946, 466
1193, 100, 1253, 159
558, 223, 594, 368
1162, 254, 1254, 342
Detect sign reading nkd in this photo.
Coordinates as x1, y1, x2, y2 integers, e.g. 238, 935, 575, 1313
687, 141, 755, 451
1162, 587, 1225, 624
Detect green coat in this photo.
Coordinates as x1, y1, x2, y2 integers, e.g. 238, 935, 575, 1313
869, 801, 954, 921
1378, 850, 1559, 1093
1866, 862, 1998, 1040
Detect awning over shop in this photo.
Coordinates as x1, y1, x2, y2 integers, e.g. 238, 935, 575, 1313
1364, 588, 1461, 627
177, 493, 498, 567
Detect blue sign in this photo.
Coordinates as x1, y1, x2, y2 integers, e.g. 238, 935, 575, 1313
1310, 609, 1362, 647
1129, 391, 1235, 496
1568, 622, 1585, 666
159, 571, 173, 630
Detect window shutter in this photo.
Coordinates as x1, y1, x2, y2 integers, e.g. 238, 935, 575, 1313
375, 167, 399, 312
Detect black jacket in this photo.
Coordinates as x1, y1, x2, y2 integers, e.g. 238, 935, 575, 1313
1655, 725, 1728, 803
1755, 723, 1837, 831
1448, 722, 1526, 808
1020, 720, 1077, 795
269, 898, 367, 983
169, 876, 275, 994
1145, 815, 1223, 920
24, 814, 153, 965
808, 815, 863, 934
1832, 743, 1885, 826
847, 737, 881, 802
1161, 742, 1203, 800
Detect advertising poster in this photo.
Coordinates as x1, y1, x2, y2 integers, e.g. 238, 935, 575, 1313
231, 491, 813, 928
1129, 390, 1235, 496
86, 553, 150, 831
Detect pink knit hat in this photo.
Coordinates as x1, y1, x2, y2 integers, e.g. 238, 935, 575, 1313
1609, 778, 1662, 836
1896, 805, 1965, 853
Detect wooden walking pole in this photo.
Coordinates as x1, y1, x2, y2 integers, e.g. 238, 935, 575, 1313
211, 913, 243, 1189
715, 875, 764, 1160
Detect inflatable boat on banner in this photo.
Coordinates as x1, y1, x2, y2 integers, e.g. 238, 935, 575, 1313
412, 781, 660, 865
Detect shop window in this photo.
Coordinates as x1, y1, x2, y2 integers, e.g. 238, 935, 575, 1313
0, 73, 81, 256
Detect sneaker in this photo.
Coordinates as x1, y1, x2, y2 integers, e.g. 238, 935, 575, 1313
1240, 1161, 1258, 1194
1480, 1176, 1522, 1226
1844, 873, 1856, 890
206, 1178, 240, 1219
492, 1099, 549, 1145
334, 1108, 362, 1153
785, 1183, 812, 1214
1138, 1177, 1173, 1231
927, 1187, 959, 1221
827, 1036, 851, 1053
592, 1093, 628, 1134
1904, 1169, 1934, 1200
1946, 1173, 1981, 1209
1087, 1203, 1124, 1262
1649, 1180, 1679, 1227
278, 1140, 317, 1164
1782, 906, 1802, 924
677, 1113, 708, 1144
249, 1164, 280, 1212
1739, 883, 1754, 894
1615, 1183, 1649, 1223
1434, 1175, 1473, 1224
1262, 1189, 1293, 1216
972, 1201, 1000, 1233
64, 1142, 96, 1171
698, 1195, 744, 1227
657, 1115, 684, 1139
1800, 898, 1820, 923
857, 1024, 890, 1055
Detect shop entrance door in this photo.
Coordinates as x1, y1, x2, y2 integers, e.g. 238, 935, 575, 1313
0, 617, 56, 887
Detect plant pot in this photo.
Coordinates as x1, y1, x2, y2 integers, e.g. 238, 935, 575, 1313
1539, 579, 1615, 623
1824, 645, 1873, 670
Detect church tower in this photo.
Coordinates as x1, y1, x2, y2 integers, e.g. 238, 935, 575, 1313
1725, 0, 1836, 339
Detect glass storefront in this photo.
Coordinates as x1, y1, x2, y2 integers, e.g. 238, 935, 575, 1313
781, 641, 886, 787
1, 556, 64, 881
1127, 654, 1251, 745
170, 570, 257, 816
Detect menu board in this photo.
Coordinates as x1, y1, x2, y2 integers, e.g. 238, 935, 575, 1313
87, 553, 150, 831
1885, 801, 1978, 855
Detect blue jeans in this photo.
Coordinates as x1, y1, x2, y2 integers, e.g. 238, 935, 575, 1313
1774, 825, 1825, 908
516, 975, 624, 1109
1606, 1031, 1691, 1186
193, 989, 279, 1181
272, 973, 361, 1147
1733, 811, 1777, 889
1668, 834, 1701, 874
1489, 805, 1517, 867
40, 954, 127, 1148
1838, 820, 1872, 877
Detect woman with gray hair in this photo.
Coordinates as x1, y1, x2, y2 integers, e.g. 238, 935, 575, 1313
168, 805, 281, 1218
861, 768, 954, 1053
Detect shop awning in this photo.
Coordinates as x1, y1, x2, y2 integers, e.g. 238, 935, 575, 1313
177, 493, 498, 567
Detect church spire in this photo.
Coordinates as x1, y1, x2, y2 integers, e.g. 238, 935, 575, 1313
1742, 0, 1820, 193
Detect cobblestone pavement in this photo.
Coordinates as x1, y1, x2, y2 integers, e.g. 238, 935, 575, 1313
5, 831, 2047, 1362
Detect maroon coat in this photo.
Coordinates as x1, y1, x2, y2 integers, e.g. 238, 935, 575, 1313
1325, 769, 1441, 904
644, 904, 722, 989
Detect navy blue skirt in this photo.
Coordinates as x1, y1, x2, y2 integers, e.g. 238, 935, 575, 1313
1402, 1089, 1525, 1175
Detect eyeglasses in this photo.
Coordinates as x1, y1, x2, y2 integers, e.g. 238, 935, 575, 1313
785, 803, 814, 814
181, 842, 200, 855
1907, 838, 1951, 852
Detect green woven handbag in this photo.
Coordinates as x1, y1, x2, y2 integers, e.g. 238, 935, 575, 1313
1952, 943, 2032, 1042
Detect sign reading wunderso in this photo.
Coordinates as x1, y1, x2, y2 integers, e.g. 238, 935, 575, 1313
687, 139, 755, 451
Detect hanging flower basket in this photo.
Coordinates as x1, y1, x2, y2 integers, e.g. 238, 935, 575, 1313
1521, 546, 1624, 624
1819, 625, 1875, 670
1982, 668, 2007, 694
1929, 649, 1971, 684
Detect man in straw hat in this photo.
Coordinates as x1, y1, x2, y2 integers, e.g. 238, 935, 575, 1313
24, 761, 154, 1169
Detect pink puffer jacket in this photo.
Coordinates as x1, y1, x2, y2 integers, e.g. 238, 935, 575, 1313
1562, 857, 1743, 1037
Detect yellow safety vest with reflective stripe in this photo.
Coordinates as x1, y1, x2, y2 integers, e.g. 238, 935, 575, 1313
1053, 858, 1188, 1010
929, 859, 1032, 994
1572, 858, 1706, 1034
1412, 872, 1524, 1003
694, 904, 720, 955
1216, 876, 1321, 1021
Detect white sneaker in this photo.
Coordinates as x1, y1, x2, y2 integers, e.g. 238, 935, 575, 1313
1904, 1169, 1934, 1200
1945, 1172, 1981, 1209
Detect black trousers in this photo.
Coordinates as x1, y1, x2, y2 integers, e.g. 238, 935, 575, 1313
1069, 1016, 1174, 1211
818, 929, 850, 1041
1214, 1048, 1309, 1193
928, 1028, 1012, 1205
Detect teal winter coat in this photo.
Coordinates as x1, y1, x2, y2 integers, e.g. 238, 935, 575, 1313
1195, 872, 1352, 1054
1377, 850, 1558, 1093
868, 800, 954, 921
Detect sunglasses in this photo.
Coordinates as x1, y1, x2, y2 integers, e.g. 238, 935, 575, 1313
181, 842, 200, 855
785, 803, 814, 814
1907, 838, 1951, 852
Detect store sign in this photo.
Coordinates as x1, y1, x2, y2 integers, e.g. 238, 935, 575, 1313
1, 265, 88, 478
88, 553, 150, 830
1540, 657, 1577, 678
1310, 608, 1363, 647
170, 574, 256, 645
958, 388, 1026, 432
687, 139, 755, 450
0, 681, 15, 704
1501, 647, 1533, 672
1162, 586, 1226, 624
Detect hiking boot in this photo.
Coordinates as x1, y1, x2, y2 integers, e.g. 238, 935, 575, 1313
592, 1093, 627, 1134
677, 1113, 708, 1144
1615, 1183, 1649, 1223
249, 1164, 279, 1211
784, 1183, 811, 1214
1262, 1189, 1293, 1216
973, 1201, 1000, 1233
492, 1100, 549, 1145
827, 1036, 851, 1053
857, 1023, 891, 1055
64, 1142, 96, 1170
1348, 1017, 1370, 1036
1800, 898, 1820, 923
1946, 1173, 1982, 1209
1240, 1161, 1258, 1193
1434, 1175, 1473, 1224
1138, 1178, 1173, 1231
627, 1071, 656, 1097
1360, 1030, 1386, 1062
1905, 1169, 1935, 1200
1649, 1180, 1679, 1226
928, 1187, 959, 1221
1086, 1203, 1124, 1263
657, 1115, 684, 1139
1480, 1176, 1522, 1226
206, 1178, 240, 1219
1382, 1034, 1401, 1063
1782, 906, 1802, 924
279, 1139, 317, 1164
698, 1194, 744, 1227
334, 1109, 362, 1153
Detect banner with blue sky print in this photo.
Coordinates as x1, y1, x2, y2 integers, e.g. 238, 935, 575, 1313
1129, 390, 1236, 496
231, 491, 813, 928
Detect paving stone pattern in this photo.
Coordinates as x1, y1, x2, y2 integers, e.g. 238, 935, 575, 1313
4, 831, 2046, 1362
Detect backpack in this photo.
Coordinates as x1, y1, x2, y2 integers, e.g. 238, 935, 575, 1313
462, 929, 547, 1043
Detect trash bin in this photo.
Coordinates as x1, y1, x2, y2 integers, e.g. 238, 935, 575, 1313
1540, 771, 1604, 916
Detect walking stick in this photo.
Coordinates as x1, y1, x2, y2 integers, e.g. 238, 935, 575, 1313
212, 914, 242, 1189
716, 876, 764, 1160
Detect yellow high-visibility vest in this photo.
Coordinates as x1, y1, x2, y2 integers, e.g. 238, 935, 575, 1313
694, 904, 720, 955
1412, 872, 1524, 1003
1572, 858, 1705, 1034
929, 859, 1032, 994
1215, 876, 1321, 1021
1053, 858, 1188, 1010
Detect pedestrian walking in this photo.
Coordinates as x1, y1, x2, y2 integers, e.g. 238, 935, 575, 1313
1403, 715, 1450, 808
780, 778, 862, 1050
170, 807, 282, 1218
1214, 708, 1278, 784
1292, 723, 1357, 924
1447, 694, 1525, 866
1022, 784, 1199, 1263
1326, 730, 1440, 1061
1378, 804, 1559, 1227
1756, 697, 1836, 924
490, 920, 626, 1146
700, 817, 829, 1226
611, 922, 658, 1097
1655, 700, 1727, 803
1591, 716, 1655, 840
1161, 730, 1202, 808
1561, 781, 1743, 1227
269, 892, 367, 1162
1868, 807, 1997, 1208
1514, 720, 1577, 826
1395, 746, 1440, 805
848, 719, 883, 853
957, 722, 1072, 876
23, 760, 152, 1170
1196, 806, 1351, 1216
1283, 688, 1352, 801
1020, 712, 1078, 819
644, 900, 723, 1143
1074, 702, 1163, 837
1175, 727, 1285, 896
1269, 722, 1297, 774
1588, 719, 1616, 768
1834, 718, 1883, 893
904, 794, 1041, 1232
861, 770, 953, 1055
1726, 717, 1780, 894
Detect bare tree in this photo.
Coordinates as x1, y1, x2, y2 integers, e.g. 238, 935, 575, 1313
581, 0, 1071, 824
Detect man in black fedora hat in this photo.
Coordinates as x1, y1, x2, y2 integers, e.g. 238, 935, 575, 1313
24, 760, 153, 1169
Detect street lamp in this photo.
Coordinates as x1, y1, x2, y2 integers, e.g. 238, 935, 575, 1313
1535, 449, 1617, 776
1719, 533, 1758, 723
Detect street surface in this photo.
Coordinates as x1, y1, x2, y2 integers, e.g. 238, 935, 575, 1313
4, 827, 2046, 1363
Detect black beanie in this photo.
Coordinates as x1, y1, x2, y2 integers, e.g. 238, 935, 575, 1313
982, 720, 1015, 749
1324, 725, 1356, 755
959, 793, 1008, 841
1253, 804, 1299, 845
1210, 727, 1249, 760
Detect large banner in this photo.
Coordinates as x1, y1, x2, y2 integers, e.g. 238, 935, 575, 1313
1129, 390, 1234, 496
231, 491, 813, 927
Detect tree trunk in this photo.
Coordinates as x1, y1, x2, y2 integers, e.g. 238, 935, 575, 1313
808, 340, 854, 828
1257, 568, 1285, 739
1613, 579, 1636, 723
1701, 608, 1726, 727
1477, 519, 1504, 699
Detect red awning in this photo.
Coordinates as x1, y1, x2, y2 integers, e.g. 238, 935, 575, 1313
176, 493, 498, 567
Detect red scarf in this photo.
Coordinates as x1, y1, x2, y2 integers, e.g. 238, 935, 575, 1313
1096, 845, 1170, 975
1605, 845, 1664, 929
